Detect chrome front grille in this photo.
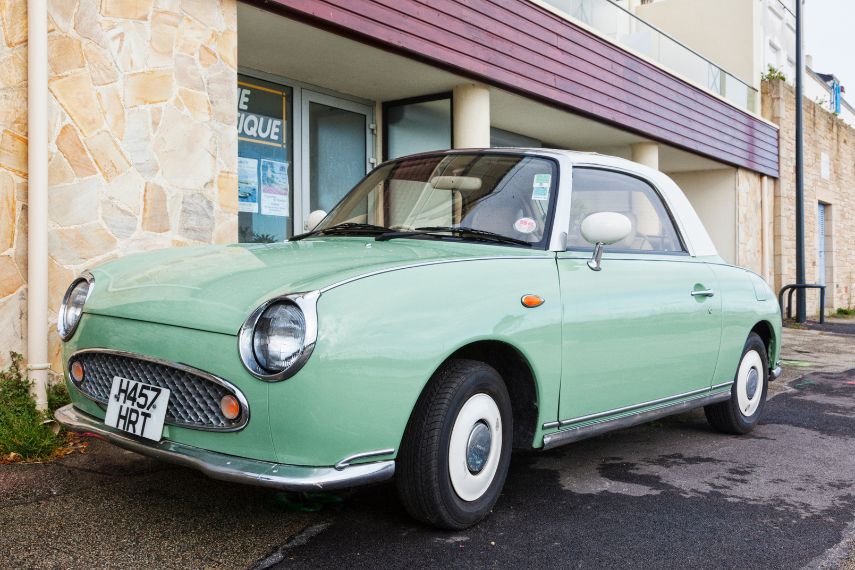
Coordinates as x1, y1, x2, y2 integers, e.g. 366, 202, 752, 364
69, 350, 247, 431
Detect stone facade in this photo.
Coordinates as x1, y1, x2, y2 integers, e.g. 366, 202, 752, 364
0, 0, 238, 372
735, 166, 774, 284
763, 79, 855, 315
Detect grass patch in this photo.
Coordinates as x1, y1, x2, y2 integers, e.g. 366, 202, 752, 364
835, 307, 855, 318
0, 352, 77, 463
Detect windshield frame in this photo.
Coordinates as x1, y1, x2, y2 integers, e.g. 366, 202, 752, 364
310, 150, 564, 251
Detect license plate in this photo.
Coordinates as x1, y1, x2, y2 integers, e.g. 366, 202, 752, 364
104, 376, 170, 441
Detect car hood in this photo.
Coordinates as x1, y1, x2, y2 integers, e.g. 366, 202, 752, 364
84, 238, 547, 335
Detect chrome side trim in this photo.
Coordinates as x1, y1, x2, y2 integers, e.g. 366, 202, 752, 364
319, 256, 554, 293
55, 405, 394, 491
556, 385, 714, 428
334, 448, 395, 471
542, 391, 731, 450
68, 348, 251, 432
58, 271, 94, 341
711, 381, 734, 390
238, 290, 320, 382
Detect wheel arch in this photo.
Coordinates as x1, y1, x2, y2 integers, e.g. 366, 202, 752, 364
750, 320, 777, 367
442, 340, 540, 450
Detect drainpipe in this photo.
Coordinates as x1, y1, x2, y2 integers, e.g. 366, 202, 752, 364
27, 0, 49, 410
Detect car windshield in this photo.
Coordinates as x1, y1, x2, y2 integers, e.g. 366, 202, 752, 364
312, 153, 558, 248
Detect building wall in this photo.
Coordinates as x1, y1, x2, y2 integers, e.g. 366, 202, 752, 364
0, 0, 29, 370
670, 169, 737, 263
763, 79, 855, 314
0, 0, 238, 372
256, 0, 779, 176
735, 166, 772, 281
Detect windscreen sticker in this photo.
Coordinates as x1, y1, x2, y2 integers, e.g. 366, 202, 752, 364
514, 217, 537, 234
532, 173, 551, 201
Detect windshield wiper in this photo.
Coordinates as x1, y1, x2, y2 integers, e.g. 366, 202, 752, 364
375, 226, 532, 247
290, 222, 390, 241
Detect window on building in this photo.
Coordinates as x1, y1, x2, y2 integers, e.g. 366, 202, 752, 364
490, 127, 542, 148
817, 202, 830, 285
237, 75, 292, 242
567, 167, 683, 253
383, 94, 451, 160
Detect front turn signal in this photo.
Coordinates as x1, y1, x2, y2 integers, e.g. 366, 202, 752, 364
521, 294, 545, 308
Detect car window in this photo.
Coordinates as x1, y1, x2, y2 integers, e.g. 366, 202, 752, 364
567, 168, 684, 253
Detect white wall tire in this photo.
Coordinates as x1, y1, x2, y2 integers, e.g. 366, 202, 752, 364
448, 393, 503, 502
735, 350, 764, 417
396, 359, 513, 530
705, 332, 769, 435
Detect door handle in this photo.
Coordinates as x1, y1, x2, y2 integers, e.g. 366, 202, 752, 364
691, 289, 715, 297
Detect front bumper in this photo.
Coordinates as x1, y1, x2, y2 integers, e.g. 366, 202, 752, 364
55, 404, 395, 491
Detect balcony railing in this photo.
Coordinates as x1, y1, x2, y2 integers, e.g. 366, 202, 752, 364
540, 0, 759, 113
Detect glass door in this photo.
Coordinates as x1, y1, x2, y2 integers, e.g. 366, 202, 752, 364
300, 91, 374, 231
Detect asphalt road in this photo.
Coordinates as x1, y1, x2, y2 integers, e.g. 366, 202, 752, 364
264, 367, 855, 570
2, 328, 854, 569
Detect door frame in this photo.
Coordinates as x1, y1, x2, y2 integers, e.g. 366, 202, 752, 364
300, 90, 374, 230
237, 67, 376, 236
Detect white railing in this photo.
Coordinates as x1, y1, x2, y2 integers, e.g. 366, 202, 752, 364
542, 0, 759, 113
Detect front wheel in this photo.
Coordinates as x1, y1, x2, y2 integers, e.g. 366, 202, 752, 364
705, 332, 769, 434
396, 359, 512, 529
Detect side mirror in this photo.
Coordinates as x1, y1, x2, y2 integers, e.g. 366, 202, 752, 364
580, 212, 632, 271
306, 210, 327, 232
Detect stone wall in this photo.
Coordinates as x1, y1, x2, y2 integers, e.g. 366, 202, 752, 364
763, 79, 855, 314
735, 166, 774, 284
0, 0, 238, 372
0, 0, 31, 370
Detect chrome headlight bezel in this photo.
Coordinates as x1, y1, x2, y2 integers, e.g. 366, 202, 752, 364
238, 290, 319, 382
58, 272, 94, 341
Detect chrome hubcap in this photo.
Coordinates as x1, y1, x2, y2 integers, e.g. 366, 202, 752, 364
466, 421, 492, 474
746, 368, 759, 400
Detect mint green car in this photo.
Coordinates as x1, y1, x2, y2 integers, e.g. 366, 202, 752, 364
55, 149, 781, 529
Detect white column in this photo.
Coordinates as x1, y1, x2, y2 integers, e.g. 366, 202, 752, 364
27, 0, 49, 410
631, 141, 659, 170
452, 84, 490, 149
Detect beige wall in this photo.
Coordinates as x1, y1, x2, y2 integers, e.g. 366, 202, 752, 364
635, 0, 761, 89
763, 79, 855, 314
0, 0, 238, 373
669, 169, 737, 263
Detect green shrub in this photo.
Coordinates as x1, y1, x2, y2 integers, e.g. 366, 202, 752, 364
47, 381, 71, 413
836, 307, 855, 317
0, 353, 65, 461
761, 65, 787, 82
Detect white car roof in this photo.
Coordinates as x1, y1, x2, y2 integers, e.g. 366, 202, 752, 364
485, 148, 719, 258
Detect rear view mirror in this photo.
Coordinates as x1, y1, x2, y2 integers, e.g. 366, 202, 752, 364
580, 212, 632, 271
430, 176, 482, 191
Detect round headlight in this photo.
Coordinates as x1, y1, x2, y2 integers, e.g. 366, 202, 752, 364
59, 277, 92, 340
252, 302, 306, 373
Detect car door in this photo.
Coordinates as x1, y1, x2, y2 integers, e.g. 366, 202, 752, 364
556, 167, 722, 426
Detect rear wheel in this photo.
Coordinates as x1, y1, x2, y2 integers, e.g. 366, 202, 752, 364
705, 332, 769, 434
396, 359, 512, 529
